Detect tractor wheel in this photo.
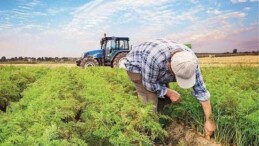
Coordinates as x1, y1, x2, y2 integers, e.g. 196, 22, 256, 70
80, 58, 99, 68
112, 52, 128, 68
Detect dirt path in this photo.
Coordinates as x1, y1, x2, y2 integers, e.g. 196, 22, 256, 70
158, 121, 221, 146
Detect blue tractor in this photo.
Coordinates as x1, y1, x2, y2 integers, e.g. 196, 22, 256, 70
76, 34, 130, 68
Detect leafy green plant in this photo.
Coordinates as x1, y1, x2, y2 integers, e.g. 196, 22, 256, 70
167, 67, 259, 146
0, 67, 166, 145
0, 66, 49, 111
0, 66, 257, 146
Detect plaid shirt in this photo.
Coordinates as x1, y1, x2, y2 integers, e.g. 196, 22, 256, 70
124, 39, 210, 101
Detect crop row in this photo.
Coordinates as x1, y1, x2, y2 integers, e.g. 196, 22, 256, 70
0, 66, 49, 112
167, 67, 259, 146
0, 66, 258, 146
0, 67, 166, 145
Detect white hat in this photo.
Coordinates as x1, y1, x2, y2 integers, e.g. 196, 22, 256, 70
171, 51, 198, 89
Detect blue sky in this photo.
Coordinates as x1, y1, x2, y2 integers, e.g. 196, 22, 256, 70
0, 0, 258, 58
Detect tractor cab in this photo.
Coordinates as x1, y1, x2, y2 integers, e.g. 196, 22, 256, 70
100, 36, 129, 65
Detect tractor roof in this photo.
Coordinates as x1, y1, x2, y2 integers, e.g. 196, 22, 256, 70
105, 37, 129, 41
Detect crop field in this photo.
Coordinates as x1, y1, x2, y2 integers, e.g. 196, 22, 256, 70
198, 55, 259, 67
0, 55, 258, 68
0, 65, 258, 145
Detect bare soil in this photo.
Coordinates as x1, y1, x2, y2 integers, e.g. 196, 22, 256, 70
157, 121, 222, 146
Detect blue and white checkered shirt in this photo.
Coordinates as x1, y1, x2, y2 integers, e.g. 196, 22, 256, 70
124, 39, 210, 101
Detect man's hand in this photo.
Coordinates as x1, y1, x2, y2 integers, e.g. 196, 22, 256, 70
200, 100, 216, 139
166, 89, 181, 104
204, 119, 216, 139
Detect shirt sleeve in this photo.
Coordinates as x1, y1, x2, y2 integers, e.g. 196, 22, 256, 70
141, 50, 167, 98
192, 66, 210, 101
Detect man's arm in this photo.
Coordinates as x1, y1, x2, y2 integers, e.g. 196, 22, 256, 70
200, 100, 212, 121
200, 100, 216, 139
192, 67, 216, 138
192, 67, 210, 101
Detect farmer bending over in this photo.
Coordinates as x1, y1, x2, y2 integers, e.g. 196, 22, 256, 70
124, 38, 216, 138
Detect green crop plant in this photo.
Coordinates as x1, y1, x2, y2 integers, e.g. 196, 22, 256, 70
167, 67, 259, 146
0, 66, 49, 111
0, 67, 166, 146
0, 66, 258, 146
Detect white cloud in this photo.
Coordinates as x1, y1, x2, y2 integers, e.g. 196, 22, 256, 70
17, 5, 32, 10
0, 23, 12, 30
22, 24, 43, 29
230, 0, 247, 3
47, 8, 68, 15
23, 0, 40, 7
244, 7, 251, 11
164, 11, 251, 52
1, 0, 43, 25
61, 0, 178, 41
231, 0, 259, 3
189, 0, 199, 4
62, 0, 209, 44
206, 9, 222, 15
168, 12, 242, 40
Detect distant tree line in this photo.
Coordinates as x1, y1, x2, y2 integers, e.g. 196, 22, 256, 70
196, 50, 259, 58
1, 50, 258, 62
0, 56, 78, 62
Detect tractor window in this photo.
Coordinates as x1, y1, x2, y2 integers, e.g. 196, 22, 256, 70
116, 40, 119, 49
119, 40, 129, 50
106, 40, 112, 55
111, 40, 116, 50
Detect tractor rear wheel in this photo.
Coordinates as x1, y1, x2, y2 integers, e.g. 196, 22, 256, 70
80, 58, 99, 68
112, 52, 128, 68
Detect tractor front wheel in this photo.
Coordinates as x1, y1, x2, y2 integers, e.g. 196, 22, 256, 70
112, 52, 128, 68
80, 58, 99, 68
